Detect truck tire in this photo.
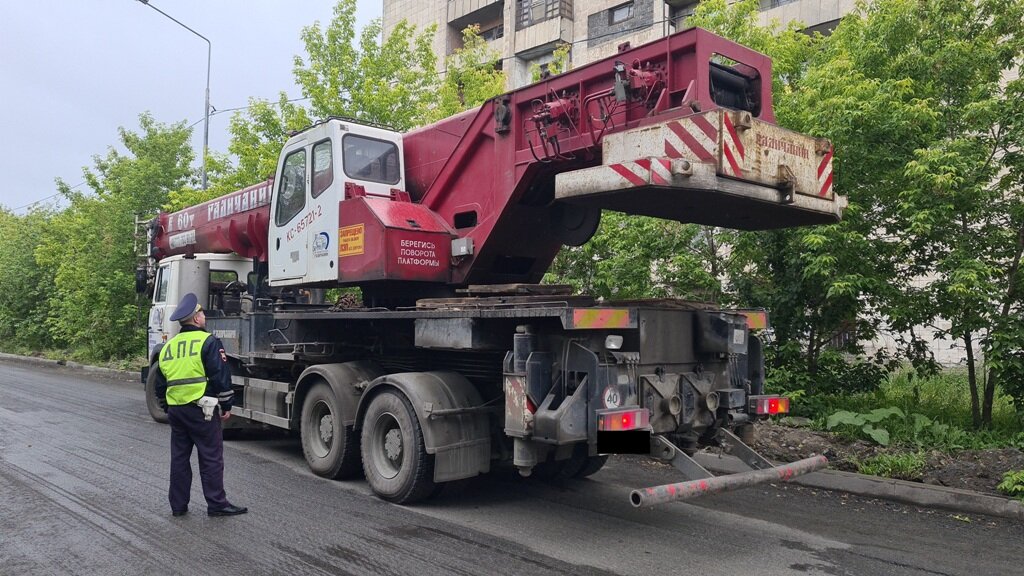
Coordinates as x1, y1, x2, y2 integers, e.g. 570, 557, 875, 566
552, 446, 610, 480
573, 455, 609, 479
145, 363, 168, 424
301, 381, 361, 479
361, 389, 435, 504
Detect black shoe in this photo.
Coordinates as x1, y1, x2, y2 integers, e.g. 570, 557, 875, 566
208, 505, 248, 517
172, 509, 188, 517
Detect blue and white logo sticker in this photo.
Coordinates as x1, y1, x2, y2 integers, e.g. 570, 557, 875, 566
312, 232, 330, 257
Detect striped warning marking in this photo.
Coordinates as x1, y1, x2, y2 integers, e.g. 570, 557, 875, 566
817, 148, 834, 198
721, 113, 746, 178
664, 117, 717, 163
608, 158, 674, 187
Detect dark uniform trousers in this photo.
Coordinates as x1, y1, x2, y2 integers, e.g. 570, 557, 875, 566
167, 403, 230, 512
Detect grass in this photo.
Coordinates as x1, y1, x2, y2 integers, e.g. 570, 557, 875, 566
857, 452, 927, 480
790, 369, 1024, 451
881, 369, 1020, 436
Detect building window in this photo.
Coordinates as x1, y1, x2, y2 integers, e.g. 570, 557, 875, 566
516, 0, 573, 31
669, 3, 698, 30
480, 24, 504, 41
609, 2, 634, 26
761, 0, 799, 8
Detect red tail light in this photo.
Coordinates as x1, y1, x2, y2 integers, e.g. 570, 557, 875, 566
597, 407, 650, 431
749, 395, 790, 416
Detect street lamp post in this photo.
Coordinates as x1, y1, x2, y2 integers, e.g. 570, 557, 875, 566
136, 0, 211, 190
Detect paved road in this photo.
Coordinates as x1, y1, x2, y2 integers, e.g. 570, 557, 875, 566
1, 362, 1020, 576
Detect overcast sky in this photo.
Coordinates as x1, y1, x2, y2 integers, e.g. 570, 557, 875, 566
0, 1, 382, 213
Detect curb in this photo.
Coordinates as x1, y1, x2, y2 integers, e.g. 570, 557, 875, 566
0, 352, 137, 380
694, 452, 1024, 522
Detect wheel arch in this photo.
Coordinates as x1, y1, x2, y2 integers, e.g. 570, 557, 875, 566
357, 371, 491, 482
293, 361, 383, 429
148, 343, 164, 367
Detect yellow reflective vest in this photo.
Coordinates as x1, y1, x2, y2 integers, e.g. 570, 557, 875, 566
158, 330, 212, 405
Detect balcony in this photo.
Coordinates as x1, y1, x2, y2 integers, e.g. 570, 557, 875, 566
513, 0, 572, 58
448, 0, 504, 24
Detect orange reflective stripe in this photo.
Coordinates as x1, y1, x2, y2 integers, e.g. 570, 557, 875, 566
572, 308, 632, 329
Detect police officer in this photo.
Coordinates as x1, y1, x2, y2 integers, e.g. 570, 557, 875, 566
155, 292, 248, 517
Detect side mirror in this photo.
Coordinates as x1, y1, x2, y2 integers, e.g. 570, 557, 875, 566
135, 267, 150, 295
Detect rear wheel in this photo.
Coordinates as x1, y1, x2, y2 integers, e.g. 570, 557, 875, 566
145, 364, 168, 424
361, 390, 435, 503
573, 455, 609, 478
301, 381, 361, 479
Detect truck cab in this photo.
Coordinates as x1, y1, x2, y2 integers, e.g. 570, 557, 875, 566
147, 253, 253, 360
268, 118, 406, 287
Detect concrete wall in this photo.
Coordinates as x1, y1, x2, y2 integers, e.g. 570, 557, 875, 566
383, 0, 449, 62
758, 0, 859, 32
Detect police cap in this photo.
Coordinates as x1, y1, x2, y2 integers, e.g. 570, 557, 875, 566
170, 292, 202, 323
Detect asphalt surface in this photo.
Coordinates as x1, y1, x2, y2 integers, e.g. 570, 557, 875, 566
0, 361, 1021, 576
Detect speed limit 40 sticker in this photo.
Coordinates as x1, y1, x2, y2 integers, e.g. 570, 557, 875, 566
602, 386, 621, 409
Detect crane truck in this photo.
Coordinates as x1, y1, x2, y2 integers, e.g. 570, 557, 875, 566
139, 27, 845, 506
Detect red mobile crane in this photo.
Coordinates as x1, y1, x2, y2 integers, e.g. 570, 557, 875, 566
141, 28, 843, 505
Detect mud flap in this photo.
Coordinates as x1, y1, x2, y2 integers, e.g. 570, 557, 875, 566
360, 371, 491, 483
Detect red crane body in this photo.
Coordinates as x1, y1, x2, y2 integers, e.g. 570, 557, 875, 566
150, 28, 837, 290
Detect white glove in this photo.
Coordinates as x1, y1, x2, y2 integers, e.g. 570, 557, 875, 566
197, 396, 219, 421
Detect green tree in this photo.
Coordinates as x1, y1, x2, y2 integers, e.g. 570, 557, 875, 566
686, 0, 894, 391
166, 94, 311, 212
0, 208, 55, 350
204, 0, 444, 212
36, 114, 194, 360
790, 0, 1024, 425
293, 0, 440, 131
529, 42, 572, 83
433, 25, 507, 121
546, 213, 726, 302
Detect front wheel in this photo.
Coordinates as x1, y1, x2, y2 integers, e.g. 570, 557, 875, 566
145, 364, 168, 424
360, 390, 435, 504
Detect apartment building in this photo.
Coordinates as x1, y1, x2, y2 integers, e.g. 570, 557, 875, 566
382, 0, 858, 88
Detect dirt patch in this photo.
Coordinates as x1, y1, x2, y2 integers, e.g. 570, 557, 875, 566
749, 421, 1024, 497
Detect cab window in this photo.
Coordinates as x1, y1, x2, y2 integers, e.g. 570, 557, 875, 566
312, 140, 334, 198
343, 134, 400, 185
276, 149, 307, 226
154, 267, 169, 303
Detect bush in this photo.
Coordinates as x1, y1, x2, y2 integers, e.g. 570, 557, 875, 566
765, 349, 890, 397
997, 470, 1024, 502
814, 350, 890, 395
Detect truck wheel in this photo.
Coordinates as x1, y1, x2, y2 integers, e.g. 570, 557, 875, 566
301, 381, 361, 479
361, 390, 435, 504
573, 455, 609, 479
145, 364, 168, 424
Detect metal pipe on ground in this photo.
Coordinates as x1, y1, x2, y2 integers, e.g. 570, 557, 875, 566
630, 455, 829, 507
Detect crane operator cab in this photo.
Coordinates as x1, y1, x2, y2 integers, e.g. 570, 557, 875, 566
268, 118, 455, 290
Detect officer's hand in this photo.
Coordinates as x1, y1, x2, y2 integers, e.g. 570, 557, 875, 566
220, 411, 231, 422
